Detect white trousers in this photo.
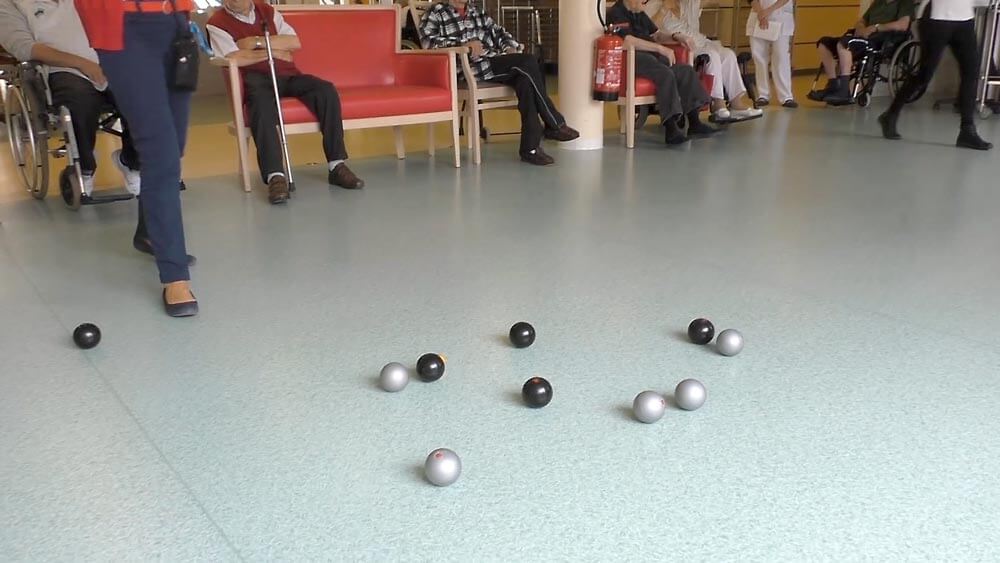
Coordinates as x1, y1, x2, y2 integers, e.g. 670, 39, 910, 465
695, 42, 747, 100
750, 35, 793, 102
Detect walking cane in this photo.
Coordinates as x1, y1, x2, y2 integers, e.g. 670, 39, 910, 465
261, 20, 295, 191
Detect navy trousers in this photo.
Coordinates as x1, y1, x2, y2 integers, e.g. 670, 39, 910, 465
97, 13, 191, 283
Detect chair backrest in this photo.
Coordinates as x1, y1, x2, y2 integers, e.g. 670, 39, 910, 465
277, 5, 400, 88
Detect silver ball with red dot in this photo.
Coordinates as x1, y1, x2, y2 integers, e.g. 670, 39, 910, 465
424, 448, 461, 486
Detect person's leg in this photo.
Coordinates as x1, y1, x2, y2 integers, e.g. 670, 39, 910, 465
836, 41, 854, 77
243, 72, 289, 185
817, 39, 837, 79
699, 48, 727, 108
633, 52, 690, 143
881, 19, 950, 139
750, 37, 771, 102
950, 20, 992, 149
47, 72, 103, 192
490, 54, 547, 160
715, 46, 751, 108
284, 74, 365, 186
773, 36, 794, 103
98, 14, 190, 290
823, 36, 857, 103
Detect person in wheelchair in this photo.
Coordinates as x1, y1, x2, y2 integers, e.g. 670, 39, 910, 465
419, 0, 579, 166
0, 0, 141, 200
807, 0, 914, 105
655, 0, 764, 122
607, 0, 715, 145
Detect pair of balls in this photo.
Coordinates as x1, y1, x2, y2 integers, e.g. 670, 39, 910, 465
632, 379, 707, 423
687, 318, 744, 356
379, 353, 446, 392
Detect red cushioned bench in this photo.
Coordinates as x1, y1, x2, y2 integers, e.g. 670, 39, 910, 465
617, 44, 715, 149
214, 5, 461, 192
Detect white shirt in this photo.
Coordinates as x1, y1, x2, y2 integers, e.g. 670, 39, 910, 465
928, 0, 975, 21
206, 6, 297, 58
0, 0, 103, 89
750, 0, 795, 34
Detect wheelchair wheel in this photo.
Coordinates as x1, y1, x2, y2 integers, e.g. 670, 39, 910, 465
857, 92, 872, 108
3, 85, 48, 199
58, 166, 83, 211
889, 40, 925, 103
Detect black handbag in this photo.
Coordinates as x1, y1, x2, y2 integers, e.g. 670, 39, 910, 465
168, 1, 200, 91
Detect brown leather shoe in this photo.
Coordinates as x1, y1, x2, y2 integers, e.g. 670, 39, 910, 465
329, 163, 365, 189
519, 147, 555, 166
268, 175, 289, 204
543, 124, 580, 142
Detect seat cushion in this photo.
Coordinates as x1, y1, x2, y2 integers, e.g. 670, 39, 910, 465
248, 85, 453, 124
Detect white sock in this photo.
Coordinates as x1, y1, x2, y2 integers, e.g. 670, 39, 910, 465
266, 172, 285, 183
328, 160, 344, 171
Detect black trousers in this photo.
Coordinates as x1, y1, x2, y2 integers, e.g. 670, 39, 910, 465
243, 72, 348, 182
890, 18, 978, 125
488, 53, 565, 153
47, 71, 139, 173
634, 52, 710, 122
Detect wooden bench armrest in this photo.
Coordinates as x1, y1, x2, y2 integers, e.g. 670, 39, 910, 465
209, 56, 235, 68
398, 46, 470, 55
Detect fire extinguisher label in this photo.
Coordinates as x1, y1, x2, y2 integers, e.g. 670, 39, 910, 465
595, 68, 606, 84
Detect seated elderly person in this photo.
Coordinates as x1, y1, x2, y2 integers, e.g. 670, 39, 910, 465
0, 0, 182, 259
656, 0, 763, 121
420, 0, 579, 165
807, 0, 914, 105
607, 0, 715, 144
208, 0, 364, 204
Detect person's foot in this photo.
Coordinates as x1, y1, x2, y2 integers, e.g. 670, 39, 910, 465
664, 119, 689, 145
824, 79, 853, 106
543, 124, 580, 142
712, 107, 731, 121
111, 149, 141, 195
329, 163, 365, 189
807, 79, 837, 102
81, 172, 95, 198
520, 147, 555, 165
687, 121, 718, 138
162, 281, 198, 318
729, 108, 764, 121
878, 111, 901, 140
782, 99, 799, 108
956, 126, 993, 150
268, 174, 290, 204
755, 98, 770, 107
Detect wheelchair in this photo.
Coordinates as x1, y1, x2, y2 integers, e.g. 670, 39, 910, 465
808, 31, 925, 108
1, 55, 136, 210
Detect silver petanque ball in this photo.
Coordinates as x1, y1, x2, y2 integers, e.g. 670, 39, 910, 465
674, 379, 706, 411
379, 362, 409, 392
632, 391, 667, 423
716, 329, 744, 357
425, 448, 462, 486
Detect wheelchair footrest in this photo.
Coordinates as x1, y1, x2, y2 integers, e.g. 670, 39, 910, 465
81, 191, 136, 205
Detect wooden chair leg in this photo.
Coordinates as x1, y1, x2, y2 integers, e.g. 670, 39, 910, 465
451, 116, 461, 168
394, 126, 405, 160
427, 124, 436, 157
626, 102, 636, 149
471, 105, 482, 165
237, 128, 252, 192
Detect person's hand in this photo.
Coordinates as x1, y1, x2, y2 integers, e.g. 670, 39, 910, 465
272, 50, 294, 62
856, 25, 873, 38
505, 46, 519, 54
679, 34, 697, 51
236, 36, 262, 50
466, 40, 485, 58
659, 44, 677, 65
80, 61, 107, 88
757, 15, 769, 30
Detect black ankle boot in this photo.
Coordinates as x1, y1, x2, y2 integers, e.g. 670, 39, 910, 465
956, 125, 993, 150
664, 118, 688, 145
878, 112, 901, 140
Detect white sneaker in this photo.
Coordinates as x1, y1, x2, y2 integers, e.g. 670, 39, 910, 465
730, 108, 764, 120
111, 149, 141, 195
81, 173, 95, 196
713, 107, 731, 120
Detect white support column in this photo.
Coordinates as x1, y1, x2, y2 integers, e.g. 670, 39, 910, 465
558, 0, 605, 150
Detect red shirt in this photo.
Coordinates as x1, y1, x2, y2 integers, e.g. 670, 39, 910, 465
75, 0, 195, 51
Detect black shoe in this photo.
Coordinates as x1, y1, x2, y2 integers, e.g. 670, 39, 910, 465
782, 99, 799, 109
162, 289, 198, 318
519, 147, 555, 165
878, 112, 901, 140
132, 237, 197, 265
687, 121, 718, 138
807, 80, 837, 102
664, 119, 688, 145
756, 98, 770, 107
956, 127, 993, 150
543, 124, 580, 142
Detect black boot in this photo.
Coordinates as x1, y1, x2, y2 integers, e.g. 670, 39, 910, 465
686, 110, 718, 137
878, 111, 901, 140
956, 125, 993, 150
824, 76, 853, 106
664, 117, 688, 145
807, 78, 838, 102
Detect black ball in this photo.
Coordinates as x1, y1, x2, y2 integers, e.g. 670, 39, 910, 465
521, 377, 552, 408
72, 323, 101, 350
687, 318, 715, 345
509, 322, 536, 348
416, 353, 445, 382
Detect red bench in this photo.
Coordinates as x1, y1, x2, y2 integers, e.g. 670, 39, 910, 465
215, 5, 461, 192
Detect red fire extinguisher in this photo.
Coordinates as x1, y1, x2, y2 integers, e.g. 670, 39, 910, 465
593, 31, 624, 102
